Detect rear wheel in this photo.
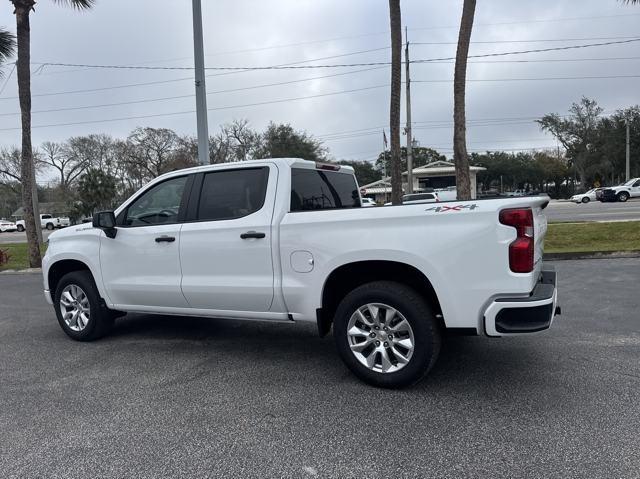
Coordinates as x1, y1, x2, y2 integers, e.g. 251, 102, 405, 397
46, 223, 54, 230
617, 192, 629, 202
54, 271, 114, 341
333, 281, 441, 388
16, 224, 24, 232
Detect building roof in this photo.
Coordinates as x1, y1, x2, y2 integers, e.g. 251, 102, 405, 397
11, 202, 69, 217
411, 160, 486, 175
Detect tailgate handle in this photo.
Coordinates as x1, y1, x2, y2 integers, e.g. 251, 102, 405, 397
241, 231, 266, 239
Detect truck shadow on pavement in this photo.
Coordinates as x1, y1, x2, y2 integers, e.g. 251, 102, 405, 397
106, 313, 562, 396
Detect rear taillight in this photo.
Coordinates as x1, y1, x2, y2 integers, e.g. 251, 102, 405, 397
499, 208, 534, 273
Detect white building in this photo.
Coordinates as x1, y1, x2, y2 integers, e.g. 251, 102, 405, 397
360, 161, 486, 203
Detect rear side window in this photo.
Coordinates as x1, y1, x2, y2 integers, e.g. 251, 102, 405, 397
197, 167, 268, 221
290, 169, 360, 211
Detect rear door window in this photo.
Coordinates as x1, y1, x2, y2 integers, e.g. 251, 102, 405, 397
290, 169, 360, 211
197, 167, 268, 221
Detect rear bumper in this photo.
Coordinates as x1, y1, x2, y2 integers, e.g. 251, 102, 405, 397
484, 265, 559, 337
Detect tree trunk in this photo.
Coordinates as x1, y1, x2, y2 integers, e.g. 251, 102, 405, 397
388, 0, 403, 205
453, 0, 476, 201
15, 3, 41, 267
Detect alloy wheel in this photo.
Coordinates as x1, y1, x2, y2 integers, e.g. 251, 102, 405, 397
346, 303, 415, 373
59, 284, 91, 332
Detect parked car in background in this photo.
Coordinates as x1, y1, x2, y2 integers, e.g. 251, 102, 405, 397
570, 188, 601, 204
0, 220, 17, 232
597, 178, 640, 202
384, 192, 439, 206
43, 158, 558, 388
504, 190, 527, 197
16, 214, 70, 232
434, 187, 457, 202
361, 198, 376, 207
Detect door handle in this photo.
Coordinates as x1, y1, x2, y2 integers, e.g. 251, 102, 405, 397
155, 235, 176, 243
240, 231, 266, 239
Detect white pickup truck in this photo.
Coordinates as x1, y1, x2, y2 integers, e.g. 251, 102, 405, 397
17, 213, 70, 232
42, 158, 558, 388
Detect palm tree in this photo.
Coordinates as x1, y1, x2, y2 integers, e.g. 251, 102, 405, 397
453, 0, 476, 201
0, 28, 16, 67
11, 0, 95, 268
388, 0, 403, 205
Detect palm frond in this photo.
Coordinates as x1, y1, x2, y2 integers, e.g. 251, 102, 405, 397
619, 0, 639, 4
0, 28, 16, 70
51, 0, 96, 10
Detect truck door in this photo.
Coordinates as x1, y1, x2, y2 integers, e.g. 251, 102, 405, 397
99, 175, 192, 309
179, 165, 277, 312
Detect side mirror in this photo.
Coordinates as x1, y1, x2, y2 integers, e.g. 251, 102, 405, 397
92, 211, 117, 239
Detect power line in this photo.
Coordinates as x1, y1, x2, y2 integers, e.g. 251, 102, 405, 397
412, 35, 640, 45
29, 38, 640, 72
0, 84, 390, 131
0, 72, 635, 119
0, 64, 15, 96
413, 74, 640, 83
0, 66, 387, 117
1, 39, 636, 103
414, 38, 640, 63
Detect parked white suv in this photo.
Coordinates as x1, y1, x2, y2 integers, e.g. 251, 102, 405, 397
42, 159, 558, 388
17, 214, 70, 231
600, 178, 640, 202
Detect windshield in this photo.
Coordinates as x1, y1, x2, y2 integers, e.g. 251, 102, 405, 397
622, 179, 636, 186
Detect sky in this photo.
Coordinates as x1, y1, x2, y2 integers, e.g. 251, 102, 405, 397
0, 0, 638, 178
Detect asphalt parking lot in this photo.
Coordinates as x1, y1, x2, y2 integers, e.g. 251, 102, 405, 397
1, 258, 639, 478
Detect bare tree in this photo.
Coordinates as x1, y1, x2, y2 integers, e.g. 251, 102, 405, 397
40, 141, 87, 191
453, 0, 476, 200
0, 147, 23, 184
125, 127, 180, 180
388, 0, 403, 205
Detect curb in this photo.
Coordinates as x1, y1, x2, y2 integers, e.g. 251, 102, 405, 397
544, 250, 640, 261
0, 268, 42, 275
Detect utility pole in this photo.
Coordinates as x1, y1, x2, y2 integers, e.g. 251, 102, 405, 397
626, 116, 631, 182
192, 0, 210, 165
404, 27, 414, 194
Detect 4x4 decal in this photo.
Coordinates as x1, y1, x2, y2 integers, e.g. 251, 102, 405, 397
425, 204, 479, 213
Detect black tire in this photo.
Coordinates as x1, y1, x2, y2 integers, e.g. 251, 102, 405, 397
581, 197, 590, 204
617, 192, 629, 202
333, 281, 441, 389
46, 223, 54, 230
54, 271, 114, 341
17, 224, 24, 232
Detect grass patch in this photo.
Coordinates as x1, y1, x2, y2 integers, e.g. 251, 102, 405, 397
545, 221, 640, 254
0, 243, 47, 271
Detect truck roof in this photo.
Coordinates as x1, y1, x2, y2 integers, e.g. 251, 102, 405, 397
152, 158, 355, 184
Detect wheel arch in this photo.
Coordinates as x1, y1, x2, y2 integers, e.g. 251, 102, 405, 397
317, 260, 444, 337
47, 259, 95, 302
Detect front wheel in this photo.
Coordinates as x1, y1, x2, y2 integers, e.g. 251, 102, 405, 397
333, 281, 441, 388
46, 223, 55, 230
617, 192, 629, 202
54, 271, 114, 341
16, 224, 24, 232
581, 197, 590, 204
